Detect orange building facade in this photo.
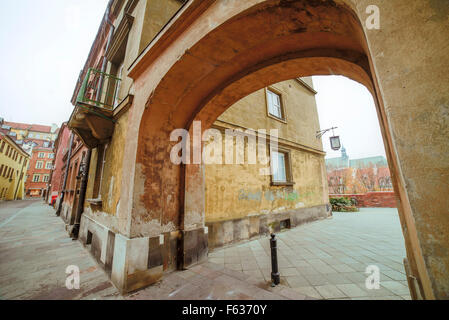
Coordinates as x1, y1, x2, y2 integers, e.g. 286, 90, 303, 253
25, 145, 54, 198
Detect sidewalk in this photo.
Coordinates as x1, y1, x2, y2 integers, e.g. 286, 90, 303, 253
0, 200, 121, 300
208, 208, 411, 300
0, 201, 410, 300
0, 200, 308, 300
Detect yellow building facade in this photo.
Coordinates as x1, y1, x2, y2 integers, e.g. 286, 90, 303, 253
0, 133, 30, 201
205, 78, 330, 249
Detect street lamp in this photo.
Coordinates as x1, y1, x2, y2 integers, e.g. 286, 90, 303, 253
316, 127, 341, 151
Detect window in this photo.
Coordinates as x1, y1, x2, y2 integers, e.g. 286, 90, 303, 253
266, 88, 285, 121
32, 174, 40, 182
6, 145, 10, 157
38, 152, 45, 158
271, 149, 293, 185
46, 162, 53, 169
2, 166, 7, 178
48, 153, 55, 159
0, 165, 3, 176
36, 161, 43, 169
43, 142, 49, 148
43, 175, 49, 183
0, 141, 4, 153
114, 65, 124, 108
93, 144, 105, 199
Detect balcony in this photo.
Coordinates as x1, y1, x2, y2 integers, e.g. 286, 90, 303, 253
69, 68, 125, 148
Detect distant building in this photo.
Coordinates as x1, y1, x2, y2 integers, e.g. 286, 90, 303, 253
0, 119, 59, 198
326, 146, 388, 170
48, 123, 71, 206
24, 142, 55, 198
3, 121, 58, 142
326, 147, 393, 194
48, 122, 88, 230
0, 132, 30, 201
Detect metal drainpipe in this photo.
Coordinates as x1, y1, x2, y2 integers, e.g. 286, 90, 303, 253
71, 149, 91, 239
13, 157, 27, 200
56, 133, 74, 216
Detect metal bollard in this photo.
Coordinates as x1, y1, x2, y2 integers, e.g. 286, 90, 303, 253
270, 233, 280, 286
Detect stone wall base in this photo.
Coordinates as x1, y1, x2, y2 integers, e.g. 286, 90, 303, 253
61, 202, 76, 232
206, 204, 331, 250
78, 214, 208, 293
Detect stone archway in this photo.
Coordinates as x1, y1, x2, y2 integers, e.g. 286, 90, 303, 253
114, 0, 448, 299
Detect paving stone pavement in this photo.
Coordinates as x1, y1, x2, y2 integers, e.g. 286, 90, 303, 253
0, 200, 122, 300
0, 200, 411, 300
208, 208, 412, 300
0, 200, 305, 300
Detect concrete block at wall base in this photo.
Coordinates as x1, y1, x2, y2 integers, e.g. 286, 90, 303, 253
181, 227, 209, 270
206, 204, 330, 250
78, 215, 183, 293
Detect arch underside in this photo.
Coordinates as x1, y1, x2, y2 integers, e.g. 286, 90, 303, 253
134, 0, 374, 234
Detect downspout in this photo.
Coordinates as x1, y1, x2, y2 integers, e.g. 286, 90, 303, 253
72, 4, 115, 238
56, 133, 74, 216
13, 157, 27, 200
71, 149, 91, 239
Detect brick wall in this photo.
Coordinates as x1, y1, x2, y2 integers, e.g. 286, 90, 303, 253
330, 192, 397, 208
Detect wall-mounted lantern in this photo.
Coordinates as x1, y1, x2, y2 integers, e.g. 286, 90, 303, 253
329, 135, 341, 151
316, 127, 341, 151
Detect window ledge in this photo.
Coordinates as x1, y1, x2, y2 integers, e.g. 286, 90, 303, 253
87, 198, 103, 206
267, 114, 287, 124
271, 181, 295, 187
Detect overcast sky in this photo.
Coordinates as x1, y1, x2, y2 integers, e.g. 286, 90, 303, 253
0, 0, 109, 127
313, 76, 386, 159
0, 0, 386, 160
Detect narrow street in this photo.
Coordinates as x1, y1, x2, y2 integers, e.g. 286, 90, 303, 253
0, 200, 121, 300
0, 200, 410, 300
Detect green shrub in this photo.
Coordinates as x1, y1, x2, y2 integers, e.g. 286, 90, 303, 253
330, 197, 359, 212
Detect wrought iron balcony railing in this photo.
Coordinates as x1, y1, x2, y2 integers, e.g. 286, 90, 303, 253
76, 68, 122, 111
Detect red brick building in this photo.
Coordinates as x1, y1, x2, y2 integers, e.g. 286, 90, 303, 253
48, 123, 71, 205
48, 122, 89, 230
25, 142, 55, 198
60, 135, 89, 228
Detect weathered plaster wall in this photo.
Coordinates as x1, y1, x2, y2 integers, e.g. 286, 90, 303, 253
217, 79, 323, 150
85, 109, 129, 220
205, 148, 327, 219
351, 0, 449, 299
205, 79, 326, 222
139, 0, 183, 53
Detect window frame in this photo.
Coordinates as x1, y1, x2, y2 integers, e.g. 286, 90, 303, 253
36, 161, 44, 169
32, 174, 40, 182
270, 147, 294, 186
265, 87, 287, 123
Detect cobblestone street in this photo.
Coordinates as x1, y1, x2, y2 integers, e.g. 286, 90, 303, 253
0, 200, 410, 300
